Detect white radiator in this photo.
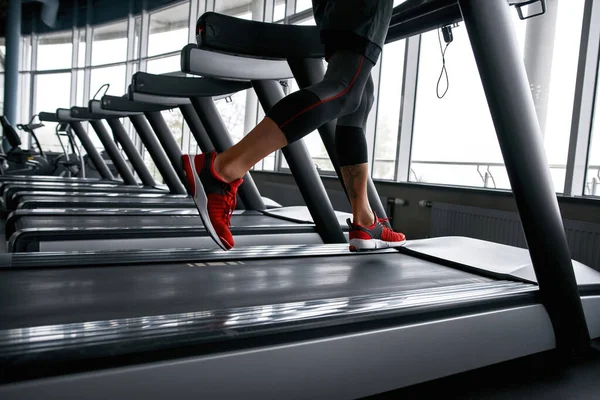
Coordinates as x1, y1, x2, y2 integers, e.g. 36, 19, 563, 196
430, 202, 600, 272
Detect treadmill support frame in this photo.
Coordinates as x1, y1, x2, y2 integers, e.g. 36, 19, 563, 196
143, 111, 189, 187
287, 59, 388, 221
106, 118, 157, 187
189, 97, 267, 211
69, 121, 114, 180
129, 115, 187, 194
89, 120, 138, 185
252, 80, 347, 243
459, 0, 591, 355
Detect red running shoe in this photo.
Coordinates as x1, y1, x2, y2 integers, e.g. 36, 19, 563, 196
182, 152, 242, 250
347, 213, 406, 252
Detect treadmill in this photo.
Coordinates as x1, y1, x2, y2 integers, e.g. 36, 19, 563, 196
5, 75, 351, 251
0, 1, 598, 398
0, 110, 167, 202
0, 115, 109, 184
4, 102, 195, 212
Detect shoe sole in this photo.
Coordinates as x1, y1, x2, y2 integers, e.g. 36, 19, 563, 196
349, 238, 407, 252
182, 155, 228, 251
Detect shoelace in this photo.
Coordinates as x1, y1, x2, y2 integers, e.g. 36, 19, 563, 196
222, 183, 237, 227
377, 216, 394, 231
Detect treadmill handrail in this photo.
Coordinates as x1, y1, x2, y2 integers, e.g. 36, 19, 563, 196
89, 100, 144, 117
129, 84, 243, 105
38, 112, 60, 123
129, 90, 191, 106
181, 44, 293, 81
56, 108, 88, 123
71, 107, 113, 121
101, 96, 176, 113
195, 2, 462, 60
131, 72, 252, 98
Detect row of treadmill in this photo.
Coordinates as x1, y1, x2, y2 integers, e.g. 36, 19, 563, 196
1, 1, 599, 399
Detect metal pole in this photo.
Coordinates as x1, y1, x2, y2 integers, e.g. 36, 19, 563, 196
143, 111, 188, 187
523, 0, 558, 137
3, 0, 21, 152
89, 120, 138, 185
179, 104, 215, 153
106, 118, 157, 187
129, 114, 187, 194
563, 0, 600, 196
287, 59, 388, 220
189, 96, 267, 211
69, 121, 114, 179
458, 0, 590, 356
252, 80, 346, 243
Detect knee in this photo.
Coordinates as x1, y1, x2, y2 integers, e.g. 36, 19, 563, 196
339, 86, 364, 115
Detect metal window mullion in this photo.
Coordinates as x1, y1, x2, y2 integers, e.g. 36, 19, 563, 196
198, 0, 207, 18
287, 8, 312, 24
263, 0, 275, 22
139, 9, 150, 72
70, 27, 78, 106
366, 53, 383, 175
206, 0, 215, 12
30, 36, 38, 117
188, 0, 200, 43
283, 0, 295, 23
30, 35, 38, 73
125, 13, 136, 94
395, 35, 421, 182
83, 25, 93, 107
564, 0, 600, 196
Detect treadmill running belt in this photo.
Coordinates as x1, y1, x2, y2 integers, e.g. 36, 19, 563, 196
13, 214, 305, 231
1, 253, 499, 330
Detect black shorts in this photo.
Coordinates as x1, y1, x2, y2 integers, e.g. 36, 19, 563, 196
312, 0, 394, 63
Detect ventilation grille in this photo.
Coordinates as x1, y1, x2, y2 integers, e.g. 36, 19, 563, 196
430, 202, 600, 272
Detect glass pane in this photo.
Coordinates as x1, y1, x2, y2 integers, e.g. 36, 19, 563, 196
298, 16, 316, 26
134, 17, 142, 60
296, 0, 312, 13
78, 29, 86, 68
543, 1, 585, 192
0, 74, 4, 114
373, 39, 406, 180
411, 17, 528, 190
90, 64, 126, 98
589, 109, 600, 196
161, 109, 187, 150
20, 36, 33, 71
215, 0, 253, 19
37, 31, 73, 70
146, 55, 180, 74
92, 21, 128, 66
588, 63, 600, 196
76, 70, 85, 107
148, 2, 190, 57
274, 0, 286, 21
18, 73, 31, 124
34, 73, 72, 152
214, 91, 248, 143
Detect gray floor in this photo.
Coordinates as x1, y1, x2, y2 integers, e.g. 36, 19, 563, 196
367, 341, 600, 399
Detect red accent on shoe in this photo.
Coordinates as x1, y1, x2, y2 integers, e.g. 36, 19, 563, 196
349, 230, 372, 241
183, 152, 243, 250
381, 225, 406, 243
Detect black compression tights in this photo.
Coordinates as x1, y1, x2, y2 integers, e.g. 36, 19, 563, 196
266, 52, 374, 167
